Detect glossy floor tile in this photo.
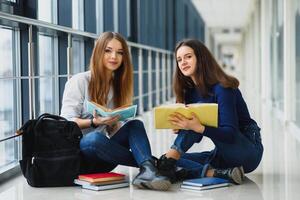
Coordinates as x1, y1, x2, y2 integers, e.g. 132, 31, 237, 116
1, 107, 300, 200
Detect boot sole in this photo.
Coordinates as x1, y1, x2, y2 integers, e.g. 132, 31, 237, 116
143, 179, 171, 191
133, 179, 171, 191
231, 167, 244, 185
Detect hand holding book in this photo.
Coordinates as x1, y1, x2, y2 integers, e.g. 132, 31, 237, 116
86, 100, 137, 122
154, 103, 218, 129
168, 112, 205, 133
92, 110, 120, 126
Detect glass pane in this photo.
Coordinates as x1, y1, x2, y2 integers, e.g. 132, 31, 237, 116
38, 35, 54, 76
270, 0, 284, 110
72, 0, 84, 30
0, 79, 17, 170
0, 27, 17, 171
37, 35, 55, 115
0, 28, 13, 77
277, 26, 284, 109
296, 1, 300, 126
38, 0, 53, 23
37, 77, 55, 115
72, 39, 85, 74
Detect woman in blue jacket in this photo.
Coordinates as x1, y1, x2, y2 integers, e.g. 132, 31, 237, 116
157, 39, 263, 184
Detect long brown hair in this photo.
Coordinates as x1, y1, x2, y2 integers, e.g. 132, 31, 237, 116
88, 32, 133, 107
174, 39, 239, 103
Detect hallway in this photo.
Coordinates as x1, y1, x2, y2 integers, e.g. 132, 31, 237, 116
1, 0, 300, 199
1, 106, 300, 200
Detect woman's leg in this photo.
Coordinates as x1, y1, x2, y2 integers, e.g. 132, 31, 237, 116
157, 130, 204, 181
176, 152, 212, 179
110, 120, 153, 166
212, 124, 263, 173
179, 152, 244, 184
111, 119, 171, 190
80, 131, 138, 167
165, 129, 203, 159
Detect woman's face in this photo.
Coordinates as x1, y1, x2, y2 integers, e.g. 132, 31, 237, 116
102, 38, 124, 72
176, 45, 197, 78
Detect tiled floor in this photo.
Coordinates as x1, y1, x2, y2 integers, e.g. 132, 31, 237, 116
1, 107, 300, 200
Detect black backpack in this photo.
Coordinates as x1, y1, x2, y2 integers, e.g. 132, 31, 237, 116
18, 113, 83, 187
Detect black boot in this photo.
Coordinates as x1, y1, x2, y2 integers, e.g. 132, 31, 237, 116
132, 160, 171, 191
157, 154, 178, 183
212, 166, 244, 185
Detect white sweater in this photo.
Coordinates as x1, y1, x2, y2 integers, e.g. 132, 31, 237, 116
60, 71, 114, 135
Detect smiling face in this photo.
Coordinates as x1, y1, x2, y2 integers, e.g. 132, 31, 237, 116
102, 38, 124, 72
176, 45, 197, 80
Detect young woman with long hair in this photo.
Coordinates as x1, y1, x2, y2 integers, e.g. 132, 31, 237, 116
61, 32, 171, 190
157, 39, 263, 185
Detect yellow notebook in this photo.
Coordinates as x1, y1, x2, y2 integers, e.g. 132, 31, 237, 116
154, 103, 218, 129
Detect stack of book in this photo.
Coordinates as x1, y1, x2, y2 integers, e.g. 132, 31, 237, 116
74, 172, 129, 191
180, 177, 230, 191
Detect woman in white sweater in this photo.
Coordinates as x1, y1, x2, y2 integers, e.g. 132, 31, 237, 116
61, 32, 170, 191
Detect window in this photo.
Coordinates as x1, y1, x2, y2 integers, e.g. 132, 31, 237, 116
37, 34, 57, 115
72, 0, 84, 30
96, 0, 104, 34
72, 38, 85, 74
37, 0, 58, 116
270, 0, 284, 110
0, 27, 19, 173
295, 0, 300, 126
38, 0, 57, 24
72, 0, 85, 74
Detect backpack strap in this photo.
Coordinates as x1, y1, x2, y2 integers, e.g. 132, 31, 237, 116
0, 134, 21, 143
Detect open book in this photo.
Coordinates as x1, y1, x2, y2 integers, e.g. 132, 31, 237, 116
154, 103, 218, 129
86, 100, 137, 121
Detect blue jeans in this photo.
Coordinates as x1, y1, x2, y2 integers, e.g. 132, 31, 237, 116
79, 120, 153, 173
171, 123, 263, 178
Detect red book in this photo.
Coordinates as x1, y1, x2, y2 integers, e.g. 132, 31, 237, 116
78, 172, 125, 183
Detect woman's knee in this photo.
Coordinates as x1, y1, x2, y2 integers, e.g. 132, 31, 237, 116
80, 131, 109, 149
126, 119, 144, 129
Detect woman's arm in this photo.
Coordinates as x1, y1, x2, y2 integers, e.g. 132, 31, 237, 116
74, 118, 94, 129
60, 74, 85, 121
74, 111, 120, 129
202, 86, 239, 143
169, 85, 238, 143
60, 74, 120, 129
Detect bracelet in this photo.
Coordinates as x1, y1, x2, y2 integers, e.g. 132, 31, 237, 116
90, 117, 98, 128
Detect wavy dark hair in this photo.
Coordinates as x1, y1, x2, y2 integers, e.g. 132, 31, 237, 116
174, 39, 239, 103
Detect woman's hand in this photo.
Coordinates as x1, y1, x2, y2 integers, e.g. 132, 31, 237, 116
93, 110, 120, 126
168, 112, 205, 134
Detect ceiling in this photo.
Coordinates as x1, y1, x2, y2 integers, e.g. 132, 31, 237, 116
191, 0, 256, 44
191, 0, 255, 28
